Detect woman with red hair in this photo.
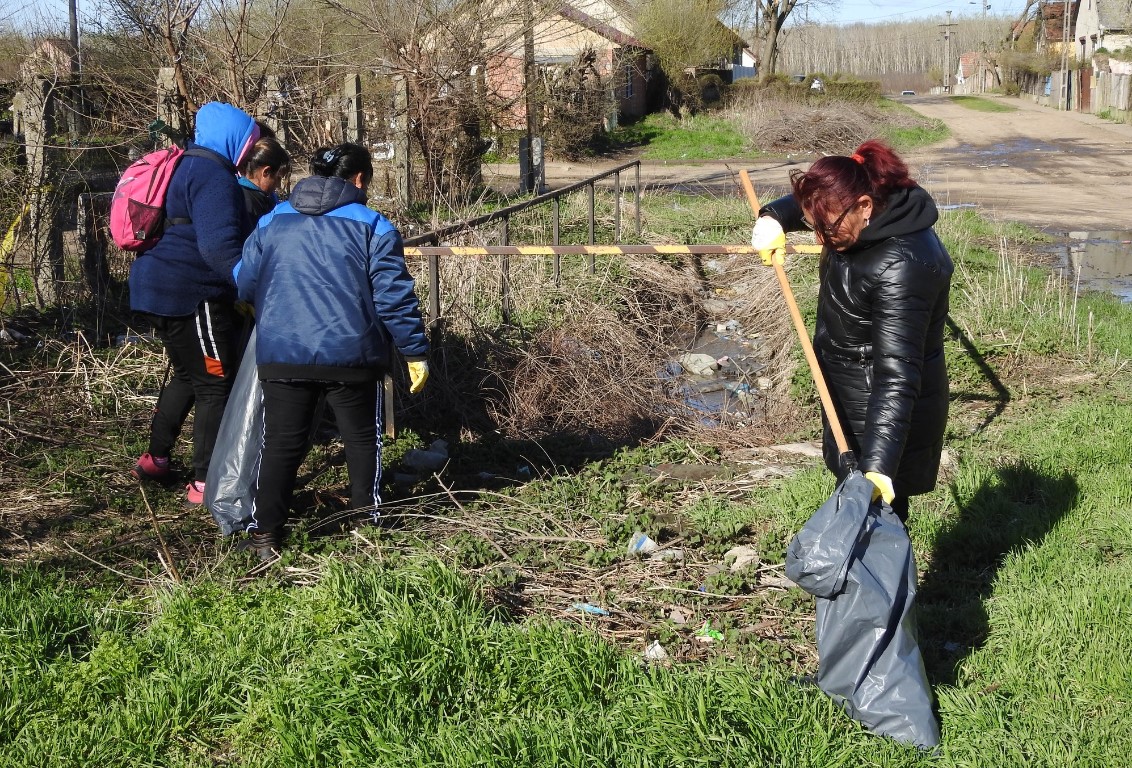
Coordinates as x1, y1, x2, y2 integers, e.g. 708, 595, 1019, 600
751, 140, 953, 522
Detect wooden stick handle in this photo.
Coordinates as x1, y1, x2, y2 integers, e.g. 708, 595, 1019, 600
738, 170, 850, 456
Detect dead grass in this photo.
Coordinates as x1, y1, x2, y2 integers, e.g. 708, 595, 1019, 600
728, 92, 934, 155
0, 217, 813, 663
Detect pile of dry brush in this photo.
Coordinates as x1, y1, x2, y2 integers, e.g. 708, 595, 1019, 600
728, 92, 937, 156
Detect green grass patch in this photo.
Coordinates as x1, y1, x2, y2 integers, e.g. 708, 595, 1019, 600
609, 112, 760, 161
886, 120, 950, 150
2, 192, 1132, 765
948, 95, 1017, 112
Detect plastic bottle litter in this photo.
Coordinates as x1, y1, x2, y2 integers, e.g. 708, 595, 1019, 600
570, 602, 610, 616
627, 531, 659, 556
648, 548, 684, 562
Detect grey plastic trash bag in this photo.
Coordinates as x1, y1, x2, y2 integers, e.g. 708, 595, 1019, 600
786, 470, 940, 749
205, 329, 261, 536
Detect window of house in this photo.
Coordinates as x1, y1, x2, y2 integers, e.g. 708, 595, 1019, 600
625, 63, 634, 99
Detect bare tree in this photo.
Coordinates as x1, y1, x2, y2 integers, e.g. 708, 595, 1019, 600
313, 0, 536, 208
778, 15, 1020, 78
195, 0, 293, 106
102, 0, 204, 118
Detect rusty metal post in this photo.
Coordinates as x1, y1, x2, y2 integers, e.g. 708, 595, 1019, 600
552, 196, 561, 287
587, 183, 595, 273
428, 252, 441, 332
635, 162, 641, 236
614, 170, 621, 242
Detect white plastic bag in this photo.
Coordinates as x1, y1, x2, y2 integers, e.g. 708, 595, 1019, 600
205, 329, 262, 535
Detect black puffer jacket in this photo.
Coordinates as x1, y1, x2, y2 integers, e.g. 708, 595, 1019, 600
761, 186, 953, 497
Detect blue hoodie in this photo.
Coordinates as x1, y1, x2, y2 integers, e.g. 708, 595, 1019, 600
129, 102, 259, 316
236, 175, 428, 381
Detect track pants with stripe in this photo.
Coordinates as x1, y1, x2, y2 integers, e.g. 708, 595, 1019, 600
249, 379, 383, 534
145, 300, 242, 483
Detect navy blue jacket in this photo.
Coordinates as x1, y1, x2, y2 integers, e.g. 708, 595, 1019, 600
236, 175, 428, 382
129, 102, 258, 316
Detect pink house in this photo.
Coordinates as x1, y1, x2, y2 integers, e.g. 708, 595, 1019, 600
485, 2, 652, 129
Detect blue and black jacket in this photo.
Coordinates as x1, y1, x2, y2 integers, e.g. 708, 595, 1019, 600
235, 175, 428, 382
129, 102, 259, 317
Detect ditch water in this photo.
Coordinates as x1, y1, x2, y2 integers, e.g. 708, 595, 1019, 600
668, 229, 1131, 423
1043, 230, 1132, 303
666, 322, 771, 425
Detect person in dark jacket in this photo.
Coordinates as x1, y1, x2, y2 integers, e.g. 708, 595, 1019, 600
234, 142, 429, 559
751, 139, 953, 522
130, 101, 260, 506
237, 132, 290, 223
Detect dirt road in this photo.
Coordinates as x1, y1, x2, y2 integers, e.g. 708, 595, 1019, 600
485, 95, 1132, 233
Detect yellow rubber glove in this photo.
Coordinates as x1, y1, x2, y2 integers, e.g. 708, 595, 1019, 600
407, 359, 429, 394
751, 216, 786, 266
864, 471, 895, 505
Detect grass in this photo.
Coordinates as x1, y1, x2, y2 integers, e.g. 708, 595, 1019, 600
948, 95, 1017, 113
1, 196, 1131, 765
609, 112, 760, 161
873, 97, 951, 150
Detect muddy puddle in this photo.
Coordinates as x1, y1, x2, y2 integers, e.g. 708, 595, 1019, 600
946, 138, 1081, 169
1044, 231, 1132, 302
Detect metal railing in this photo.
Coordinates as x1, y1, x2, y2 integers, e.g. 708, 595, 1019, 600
404, 161, 642, 328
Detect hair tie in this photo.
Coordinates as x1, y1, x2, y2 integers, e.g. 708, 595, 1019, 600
850, 153, 865, 164
320, 147, 341, 165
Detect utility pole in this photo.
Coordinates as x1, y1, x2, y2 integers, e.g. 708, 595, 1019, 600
940, 11, 956, 94
67, 0, 82, 138
1060, 0, 1072, 110
521, 0, 540, 194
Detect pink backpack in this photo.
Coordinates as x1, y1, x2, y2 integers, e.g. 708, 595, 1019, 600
109, 145, 189, 251
110, 145, 229, 252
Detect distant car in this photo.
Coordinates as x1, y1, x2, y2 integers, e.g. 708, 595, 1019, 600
901, 90, 917, 96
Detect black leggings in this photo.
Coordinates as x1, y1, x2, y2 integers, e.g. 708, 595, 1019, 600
146, 302, 243, 482
249, 379, 384, 534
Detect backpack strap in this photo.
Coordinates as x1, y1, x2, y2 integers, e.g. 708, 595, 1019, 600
165, 147, 239, 228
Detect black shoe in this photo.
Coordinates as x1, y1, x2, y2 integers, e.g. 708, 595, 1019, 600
237, 529, 283, 561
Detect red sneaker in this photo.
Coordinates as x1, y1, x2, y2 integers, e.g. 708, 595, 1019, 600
132, 453, 171, 482
185, 481, 205, 506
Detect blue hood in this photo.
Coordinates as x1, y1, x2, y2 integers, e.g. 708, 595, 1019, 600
194, 102, 259, 167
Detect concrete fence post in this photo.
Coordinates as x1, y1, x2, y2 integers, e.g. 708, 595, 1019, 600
345, 73, 364, 144
157, 67, 188, 143
22, 77, 64, 307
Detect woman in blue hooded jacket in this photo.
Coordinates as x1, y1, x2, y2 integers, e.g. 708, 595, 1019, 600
235, 142, 429, 558
129, 102, 260, 506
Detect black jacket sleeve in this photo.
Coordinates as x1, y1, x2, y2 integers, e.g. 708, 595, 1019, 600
758, 194, 804, 231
